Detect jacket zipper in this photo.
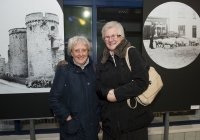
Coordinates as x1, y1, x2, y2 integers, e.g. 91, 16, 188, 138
118, 121, 121, 134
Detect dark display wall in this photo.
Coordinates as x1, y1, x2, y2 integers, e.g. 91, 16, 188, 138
143, 0, 200, 112
0, 93, 53, 119
0, 0, 199, 120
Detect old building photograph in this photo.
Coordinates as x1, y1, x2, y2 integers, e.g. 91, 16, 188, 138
0, 0, 64, 93
143, 2, 200, 69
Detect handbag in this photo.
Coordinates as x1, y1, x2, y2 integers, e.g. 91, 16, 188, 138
126, 46, 163, 108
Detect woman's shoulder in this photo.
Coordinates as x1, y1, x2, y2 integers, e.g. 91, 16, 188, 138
128, 46, 141, 57
97, 54, 104, 64
55, 60, 71, 73
56, 60, 68, 68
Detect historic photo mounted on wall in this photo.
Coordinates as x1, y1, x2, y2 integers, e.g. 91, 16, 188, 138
143, 2, 200, 69
0, 0, 64, 93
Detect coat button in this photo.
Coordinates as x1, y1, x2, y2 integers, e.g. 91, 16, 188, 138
87, 83, 90, 85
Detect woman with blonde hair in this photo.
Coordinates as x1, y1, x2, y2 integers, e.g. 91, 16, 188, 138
49, 36, 101, 140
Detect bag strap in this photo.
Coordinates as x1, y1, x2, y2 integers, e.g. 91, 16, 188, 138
125, 46, 138, 109
125, 46, 135, 71
127, 98, 137, 109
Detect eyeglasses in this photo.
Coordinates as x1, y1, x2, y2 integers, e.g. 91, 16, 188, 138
104, 34, 121, 41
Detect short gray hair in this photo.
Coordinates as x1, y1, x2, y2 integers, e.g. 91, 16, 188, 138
67, 36, 92, 56
101, 21, 125, 39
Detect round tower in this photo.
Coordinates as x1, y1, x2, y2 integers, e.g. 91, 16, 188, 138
0, 55, 6, 77
25, 12, 63, 79
8, 28, 28, 77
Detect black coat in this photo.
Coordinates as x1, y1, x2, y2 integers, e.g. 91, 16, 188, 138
96, 39, 154, 139
49, 57, 101, 140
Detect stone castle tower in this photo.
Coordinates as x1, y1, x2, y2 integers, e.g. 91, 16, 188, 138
25, 12, 64, 79
8, 28, 28, 77
0, 55, 6, 77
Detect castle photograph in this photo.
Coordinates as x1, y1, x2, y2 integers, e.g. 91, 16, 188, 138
0, 0, 64, 93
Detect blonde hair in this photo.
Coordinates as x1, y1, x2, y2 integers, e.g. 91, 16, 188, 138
101, 21, 125, 39
67, 36, 92, 56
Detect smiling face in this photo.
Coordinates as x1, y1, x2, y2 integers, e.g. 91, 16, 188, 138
104, 27, 123, 52
71, 44, 89, 66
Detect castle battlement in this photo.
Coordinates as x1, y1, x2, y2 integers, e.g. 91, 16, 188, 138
9, 28, 26, 36
7, 12, 63, 79
25, 12, 59, 25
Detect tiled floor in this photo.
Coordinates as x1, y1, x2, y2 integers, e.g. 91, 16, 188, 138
0, 133, 103, 140
0, 133, 59, 140
1, 125, 200, 140
1, 115, 200, 140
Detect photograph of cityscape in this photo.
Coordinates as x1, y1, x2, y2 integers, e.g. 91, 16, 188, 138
143, 2, 200, 69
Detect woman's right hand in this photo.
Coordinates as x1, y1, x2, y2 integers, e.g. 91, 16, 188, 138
66, 115, 72, 121
107, 89, 117, 102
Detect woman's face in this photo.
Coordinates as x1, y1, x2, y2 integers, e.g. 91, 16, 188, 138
71, 44, 89, 66
104, 27, 122, 52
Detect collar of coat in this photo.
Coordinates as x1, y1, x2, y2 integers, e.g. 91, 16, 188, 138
101, 38, 131, 64
55, 56, 93, 71
55, 60, 68, 70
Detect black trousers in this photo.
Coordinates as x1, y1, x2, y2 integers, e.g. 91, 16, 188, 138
103, 127, 148, 140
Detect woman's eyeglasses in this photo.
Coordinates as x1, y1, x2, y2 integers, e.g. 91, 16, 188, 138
104, 34, 121, 41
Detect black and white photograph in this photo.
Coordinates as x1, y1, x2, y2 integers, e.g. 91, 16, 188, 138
0, 0, 64, 94
143, 2, 200, 69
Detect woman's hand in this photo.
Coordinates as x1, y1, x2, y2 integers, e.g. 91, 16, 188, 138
107, 89, 117, 102
99, 122, 102, 129
99, 122, 102, 132
66, 115, 72, 121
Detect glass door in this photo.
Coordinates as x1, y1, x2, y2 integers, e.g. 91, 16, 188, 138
97, 7, 143, 58
64, 6, 92, 60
